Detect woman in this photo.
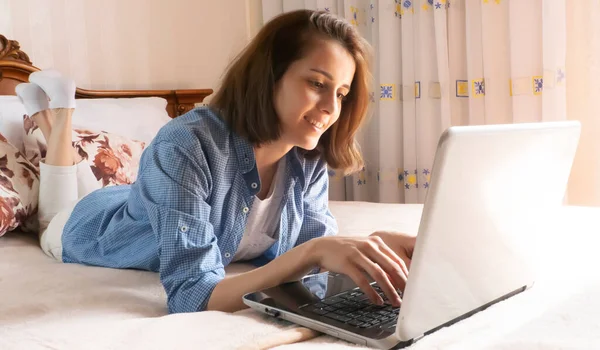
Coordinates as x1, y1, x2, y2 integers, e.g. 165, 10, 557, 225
15, 10, 416, 314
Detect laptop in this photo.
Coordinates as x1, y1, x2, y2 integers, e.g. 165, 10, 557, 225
242, 121, 581, 349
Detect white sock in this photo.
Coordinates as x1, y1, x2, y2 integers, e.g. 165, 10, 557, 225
15, 83, 50, 117
29, 69, 76, 110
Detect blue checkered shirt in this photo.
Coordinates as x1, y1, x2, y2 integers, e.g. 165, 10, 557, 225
61, 107, 338, 313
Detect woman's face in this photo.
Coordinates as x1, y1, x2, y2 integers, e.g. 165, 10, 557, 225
273, 39, 356, 151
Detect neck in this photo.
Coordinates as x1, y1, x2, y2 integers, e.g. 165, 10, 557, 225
253, 141, 293, 172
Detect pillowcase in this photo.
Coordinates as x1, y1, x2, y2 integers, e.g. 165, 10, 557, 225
71, 97, 171, 145
0, 96, 171, 149
0, 132, 39, 237
23, 115, 146, 187
0, 96, 30, 152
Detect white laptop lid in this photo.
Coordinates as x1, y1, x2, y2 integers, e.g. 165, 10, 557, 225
396, 121, 581, 341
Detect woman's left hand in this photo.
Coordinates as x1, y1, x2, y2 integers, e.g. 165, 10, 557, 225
369, 231, 416, 274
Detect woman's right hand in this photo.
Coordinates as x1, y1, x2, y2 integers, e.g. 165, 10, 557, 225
310, 235, 409, 307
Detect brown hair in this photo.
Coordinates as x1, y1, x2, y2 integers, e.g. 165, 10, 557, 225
209, 9, 372, 174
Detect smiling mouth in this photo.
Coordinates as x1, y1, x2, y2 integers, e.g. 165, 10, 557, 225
304, 116, 325, 130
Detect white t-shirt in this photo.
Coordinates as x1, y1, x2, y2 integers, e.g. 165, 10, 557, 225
232, 158, 287, 262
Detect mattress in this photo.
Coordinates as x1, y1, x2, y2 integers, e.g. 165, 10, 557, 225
1, 201, 599, 349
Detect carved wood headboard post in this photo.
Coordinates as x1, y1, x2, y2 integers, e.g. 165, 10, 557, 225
176, 90, 211, 116
0, 34, 38, 94
0, 34, 213, 118
0, 35, 31, 63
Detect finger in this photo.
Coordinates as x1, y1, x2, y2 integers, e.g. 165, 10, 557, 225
364, 238, 408, 290
364, 248, 407, 293
382, 242, 410, 276
356, 256, 401, 307
345, 267, 382, 306
402, 256, 412, 271
375, 242, 409, 281
385, 272, 404, 301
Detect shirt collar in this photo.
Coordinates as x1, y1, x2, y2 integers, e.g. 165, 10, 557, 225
232, 132, 255, 174
232, 132, 305, 186
286, 148, 304, 186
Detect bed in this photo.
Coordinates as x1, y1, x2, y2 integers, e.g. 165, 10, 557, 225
2, 34, 600, 350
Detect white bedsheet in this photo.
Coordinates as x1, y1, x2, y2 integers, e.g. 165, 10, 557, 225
1, 202, 599, 350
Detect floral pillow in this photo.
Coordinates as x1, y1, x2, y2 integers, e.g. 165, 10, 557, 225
0, 132, 39, 237
22, 115, 146, 188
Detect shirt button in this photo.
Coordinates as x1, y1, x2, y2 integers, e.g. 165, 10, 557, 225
242, 207, 249, 214
180, 225, 188, 233
251, 182, 258, 189
224, 252, 231, 258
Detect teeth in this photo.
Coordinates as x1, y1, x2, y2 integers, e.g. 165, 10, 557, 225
306, 117, 325, 129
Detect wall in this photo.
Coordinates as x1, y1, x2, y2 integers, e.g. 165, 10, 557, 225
3, 0, 597, 205
0, 0, 261, 93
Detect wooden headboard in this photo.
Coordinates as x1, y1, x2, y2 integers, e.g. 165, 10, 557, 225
0, 34, 212, 118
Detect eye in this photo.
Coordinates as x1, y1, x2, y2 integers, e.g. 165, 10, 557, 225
337, 93, 348, 101
311, 80, 325, 89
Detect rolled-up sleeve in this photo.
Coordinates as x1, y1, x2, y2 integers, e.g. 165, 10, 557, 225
295, 159, 338, 248
136, 140, 224, 313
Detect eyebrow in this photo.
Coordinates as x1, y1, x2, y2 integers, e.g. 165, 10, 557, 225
310, 68, 351, 90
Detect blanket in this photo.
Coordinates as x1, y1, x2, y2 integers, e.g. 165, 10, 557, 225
1, 202, 599, 349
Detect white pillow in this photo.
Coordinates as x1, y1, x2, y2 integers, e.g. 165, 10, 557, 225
71, 97, 172, 144
0, 96, 172, 148
0, 96, 29, 150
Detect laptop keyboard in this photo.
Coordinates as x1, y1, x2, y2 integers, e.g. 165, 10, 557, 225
300, 284, 400, 329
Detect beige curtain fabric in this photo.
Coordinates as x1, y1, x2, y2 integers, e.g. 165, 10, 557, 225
262, 0, 600, 205
565, 0, 600, 206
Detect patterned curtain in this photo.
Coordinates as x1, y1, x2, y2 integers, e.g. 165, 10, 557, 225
261, 0, 566, 203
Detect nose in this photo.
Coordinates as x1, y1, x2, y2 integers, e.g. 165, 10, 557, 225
318, 91, 339, 116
